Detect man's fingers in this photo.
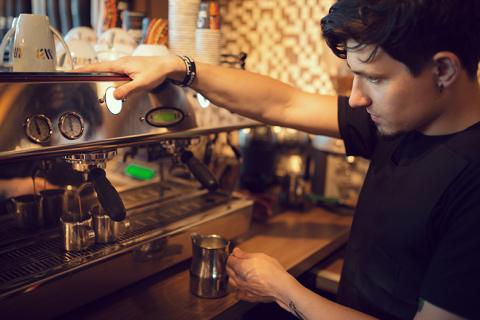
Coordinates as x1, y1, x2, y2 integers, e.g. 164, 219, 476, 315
113, 82, 136, 99
114, 78, 151, 99
227, 256, 251, 284
231, 273, 250, 289
226, 264, 235, 276
232, 247, 251, 259
227, 265, 244, 289
228, 276, 238, 288
227, 254, 241, 268
227, 255, 247, 278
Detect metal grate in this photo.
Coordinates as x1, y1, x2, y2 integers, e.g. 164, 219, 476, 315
0, 237, 113, 290
118, 193, 228, 242
0, 186, 229, 295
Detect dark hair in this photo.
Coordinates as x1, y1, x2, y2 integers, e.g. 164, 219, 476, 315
321, 0, 480, 79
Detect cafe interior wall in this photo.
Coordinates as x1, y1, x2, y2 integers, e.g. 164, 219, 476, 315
218, 0, 367, 204
219, 0, 336, 94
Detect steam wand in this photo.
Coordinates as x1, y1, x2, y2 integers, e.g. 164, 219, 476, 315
160, 140, 219, 192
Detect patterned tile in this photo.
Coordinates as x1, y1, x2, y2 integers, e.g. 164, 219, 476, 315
219, 0, 337, 93
219, 1, 480, 90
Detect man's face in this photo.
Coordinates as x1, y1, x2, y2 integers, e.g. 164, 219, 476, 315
346, 41, 442, 136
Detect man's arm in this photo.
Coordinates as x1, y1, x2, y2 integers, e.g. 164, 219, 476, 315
78, 55, 340, 137
227, 248, 376, 320
275, 281, 466, 320
191, 62, 339, 137
227, 249, 468, 320
275, 273, 376, 320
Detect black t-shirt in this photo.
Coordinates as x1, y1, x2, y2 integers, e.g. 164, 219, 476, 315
336, 96, 480, 320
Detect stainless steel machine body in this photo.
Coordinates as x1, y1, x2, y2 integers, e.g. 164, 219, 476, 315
0, 72, 255, 318
0, 72, 255, 160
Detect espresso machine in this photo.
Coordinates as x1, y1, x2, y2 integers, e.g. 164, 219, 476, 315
0, 72, 256, 318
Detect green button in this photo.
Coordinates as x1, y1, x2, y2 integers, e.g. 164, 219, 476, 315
124, 164, 156, 181
153, 111, 177, 123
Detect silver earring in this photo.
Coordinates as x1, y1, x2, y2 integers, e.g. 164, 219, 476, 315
437, 82, 444, 93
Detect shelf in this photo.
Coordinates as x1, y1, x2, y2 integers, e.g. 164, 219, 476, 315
0, 72, 131, 82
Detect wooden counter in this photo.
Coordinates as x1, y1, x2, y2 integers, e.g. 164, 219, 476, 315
68, 207, 352, 320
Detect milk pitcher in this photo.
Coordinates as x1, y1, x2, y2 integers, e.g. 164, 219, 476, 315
61, 183, 95, 251
190, 233, 230, 298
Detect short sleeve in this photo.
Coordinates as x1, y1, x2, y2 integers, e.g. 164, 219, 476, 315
420, 167, 480, 319
337, 96, 378, 159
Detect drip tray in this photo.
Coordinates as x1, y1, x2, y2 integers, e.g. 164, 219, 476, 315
0, 182, 253, 306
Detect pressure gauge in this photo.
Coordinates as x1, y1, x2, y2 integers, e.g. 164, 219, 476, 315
144, 107, 185, 127
58, 112, 84, 140
24, 115, 53, 143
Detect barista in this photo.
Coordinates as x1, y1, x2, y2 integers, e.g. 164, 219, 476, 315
78, 0, 480, 319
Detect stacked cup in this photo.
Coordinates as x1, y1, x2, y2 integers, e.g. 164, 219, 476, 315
195, 1, 222, 65
168, 0, 200, 58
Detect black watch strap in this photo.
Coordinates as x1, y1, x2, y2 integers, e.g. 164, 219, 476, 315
170, 55, 197, 87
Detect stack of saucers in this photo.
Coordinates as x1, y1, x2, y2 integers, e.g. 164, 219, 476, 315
168, 0, 200, 58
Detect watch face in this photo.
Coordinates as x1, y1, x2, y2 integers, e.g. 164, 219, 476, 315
145, 107, 185, 127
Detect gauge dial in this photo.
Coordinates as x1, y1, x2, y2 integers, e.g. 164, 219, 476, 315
25, 115, 53, 143
58, 112, 84, 140
145, 107, 185, 127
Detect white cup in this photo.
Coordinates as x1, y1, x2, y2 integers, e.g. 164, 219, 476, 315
6, 14, 73, 72
132, 44, 170, 57
96, 49, 130, 62
64, 26, 98, 44
0, 17, 17, 67
96, 28, 136, 55
58, 39, 98, 68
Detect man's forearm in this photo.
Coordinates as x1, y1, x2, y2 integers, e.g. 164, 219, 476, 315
184, 62, 339, 137
191, 63, 298, 120
276, 274, 376, 320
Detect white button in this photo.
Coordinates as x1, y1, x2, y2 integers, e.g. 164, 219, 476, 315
104, 86, 123, 114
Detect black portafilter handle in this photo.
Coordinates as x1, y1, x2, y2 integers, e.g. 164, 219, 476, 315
89, 167, 126, 222
181, 150, 219, 192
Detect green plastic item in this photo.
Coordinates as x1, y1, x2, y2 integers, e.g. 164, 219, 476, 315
124, 164, 156, 181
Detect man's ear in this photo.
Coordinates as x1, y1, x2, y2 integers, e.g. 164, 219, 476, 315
432, 51, 461, 88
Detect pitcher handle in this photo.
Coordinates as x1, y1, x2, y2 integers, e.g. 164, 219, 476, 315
82, 226, 96, 248
50, 26, 74, 70
0, 26, 16, 67
191, 232, 201, 246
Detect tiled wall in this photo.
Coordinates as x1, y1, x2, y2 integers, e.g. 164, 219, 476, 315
218, 1, 368, 202
219, 0, 336, 94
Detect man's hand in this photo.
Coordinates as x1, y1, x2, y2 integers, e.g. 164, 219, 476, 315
227, 247, 292, 305
76, 55, 185, 99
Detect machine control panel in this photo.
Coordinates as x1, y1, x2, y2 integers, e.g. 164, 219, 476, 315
144, 107, 185, 127
25, 112, 86, 144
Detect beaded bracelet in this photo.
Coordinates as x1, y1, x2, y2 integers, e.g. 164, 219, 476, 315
170, 55, 197, 87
